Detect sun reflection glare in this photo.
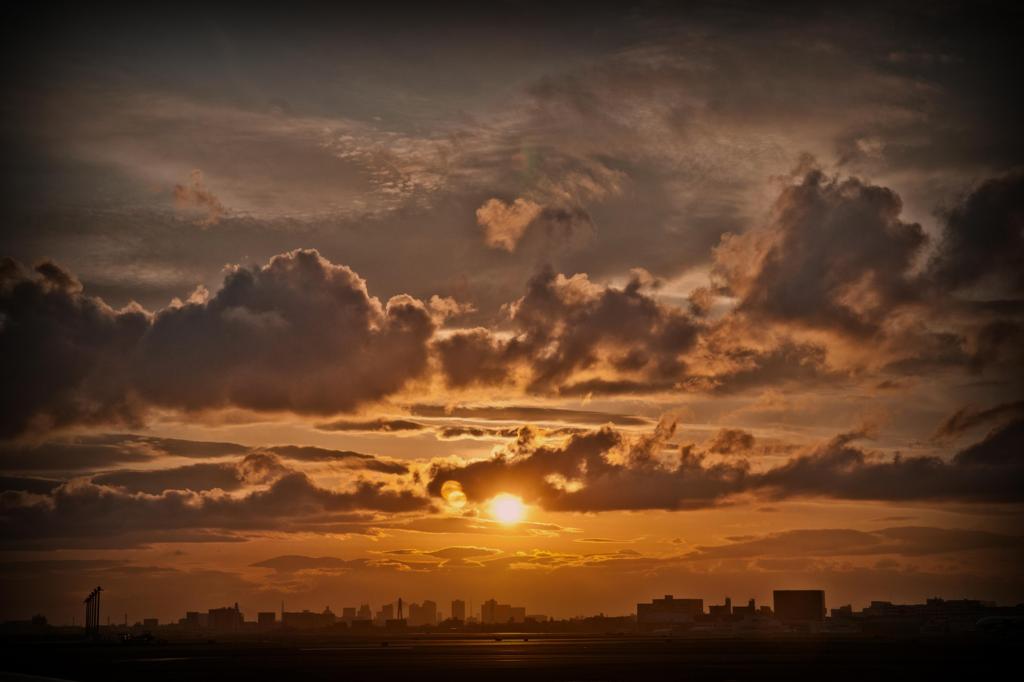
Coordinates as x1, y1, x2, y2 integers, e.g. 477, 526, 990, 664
489, 493, 526, 524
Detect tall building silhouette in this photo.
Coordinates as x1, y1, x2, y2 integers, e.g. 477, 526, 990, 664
408, 600, 438, 627
480, 598, 526, 624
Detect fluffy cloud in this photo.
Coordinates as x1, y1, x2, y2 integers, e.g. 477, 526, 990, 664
476, 197, 543, 252
428, 422, 749, 512
5, 169, 1020, 440
134, 249, 434, 415
0, 250, 435, 437
713, 168, 926, 337
435, 267, 700, 394
476, 197, 595, 253
0, 259, 150, 438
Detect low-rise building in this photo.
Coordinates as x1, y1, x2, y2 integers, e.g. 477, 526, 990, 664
636, 595, 704, 630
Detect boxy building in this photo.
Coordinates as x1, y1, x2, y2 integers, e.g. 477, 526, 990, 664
636, 595, 704, 630
773, 590, 826, 622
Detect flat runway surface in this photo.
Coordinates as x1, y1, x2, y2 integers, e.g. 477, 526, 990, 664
0, 634, 1017, 681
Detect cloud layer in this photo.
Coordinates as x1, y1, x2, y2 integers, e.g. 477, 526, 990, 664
429, 418, 1024, 512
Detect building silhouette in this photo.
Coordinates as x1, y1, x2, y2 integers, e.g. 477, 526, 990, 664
636, 595, 704, 630
481, 598, 526, 624
208, 604, 243, 630
451, 599, 466, 622
408, 600, 438, 627
773, 590, 826, 623
182, 611, 207, 628
708, 597, 732, 620
283, 607, 335, 629
375, 603, 394, 626
732, 598, 758, 617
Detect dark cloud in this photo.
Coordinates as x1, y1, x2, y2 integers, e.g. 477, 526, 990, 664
429, 418, 1024, 511
0, 258, 149, 438
315, 418, 426, 433
555, 378, 678, 398
428, 423, 752, 512
927, 172, 1024, 296
0, 433, 403, 475
436, 425, 523, 440
714, 169, 926, 337
127, 435, 249, 458
966, 319, 1024, 373
757, 419, 1024, 503
92, 462, 246, 494
1, 471, 428, 549
265, 445, 408, 474
0, 433, 244, 472
0, 476, 62, 494
706, 428, 755, 455
688, 338, 844, 394
0, 438, 154, 472
134, 249, 435, 415
0, 250, 436, 437
435, 267, 700, 394
432, 424, 582, 441
408, 404, 650, 427
91, 453, 288, 494
934, 400, 1024, 440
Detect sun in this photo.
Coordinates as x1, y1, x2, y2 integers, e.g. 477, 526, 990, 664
489, 493, 526, 524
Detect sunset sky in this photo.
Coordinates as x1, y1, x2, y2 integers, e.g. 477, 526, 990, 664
1, 2, 1022, 624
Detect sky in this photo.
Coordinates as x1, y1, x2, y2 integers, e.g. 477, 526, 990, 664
1, 1, 1022, 624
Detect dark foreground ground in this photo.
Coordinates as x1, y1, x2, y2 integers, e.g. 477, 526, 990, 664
0, 633, 1018, 681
